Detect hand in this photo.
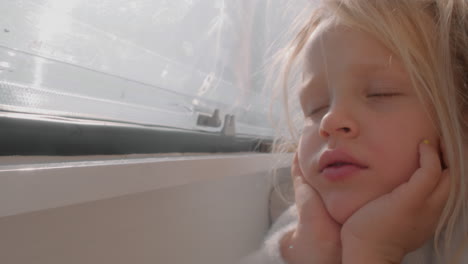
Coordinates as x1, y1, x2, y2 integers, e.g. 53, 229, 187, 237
341, 141, 450, 264
280, 153, 341, 264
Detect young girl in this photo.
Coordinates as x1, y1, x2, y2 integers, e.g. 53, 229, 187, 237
241, 0, 468, 263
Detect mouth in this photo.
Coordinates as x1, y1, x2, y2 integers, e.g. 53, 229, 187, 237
321, 161, 367, 171
321, 163, 367, 181
318, 149, 368, 181
324, 161, 359, 169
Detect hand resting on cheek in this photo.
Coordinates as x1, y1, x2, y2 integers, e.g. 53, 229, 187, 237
340, 141, 451, 264
280, 153, 342, 264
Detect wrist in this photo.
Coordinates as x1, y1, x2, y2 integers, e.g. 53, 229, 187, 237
342, 234, 404, 264
280, 228, 318, 264
280, 228, 306, 264
280, 226, 341, 264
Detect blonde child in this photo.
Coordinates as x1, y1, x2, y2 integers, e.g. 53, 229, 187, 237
241, 0, 468, 263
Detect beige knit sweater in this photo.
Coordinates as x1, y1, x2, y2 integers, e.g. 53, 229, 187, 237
239, 205, 467, 264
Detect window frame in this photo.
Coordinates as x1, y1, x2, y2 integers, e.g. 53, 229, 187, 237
0, 112, 273, 156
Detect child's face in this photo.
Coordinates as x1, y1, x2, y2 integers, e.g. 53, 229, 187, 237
298, 22, 439, 224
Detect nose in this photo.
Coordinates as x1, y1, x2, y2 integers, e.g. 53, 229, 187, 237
319, 104, 359, 139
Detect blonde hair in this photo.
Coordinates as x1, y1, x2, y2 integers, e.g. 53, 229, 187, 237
271, 0, 468, 262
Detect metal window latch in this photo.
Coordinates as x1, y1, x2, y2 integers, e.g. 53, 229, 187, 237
221, 114, 235, 136
196, 109, 236, 136
197, 109, 221, 128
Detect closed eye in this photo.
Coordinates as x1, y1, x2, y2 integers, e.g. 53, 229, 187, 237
367, 93, 401, 98
306, 105, 329, 117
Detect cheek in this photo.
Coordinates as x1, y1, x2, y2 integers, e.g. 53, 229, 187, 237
373, 139, 419, 189
369, 119, 438, 192
297, 125, 321, 181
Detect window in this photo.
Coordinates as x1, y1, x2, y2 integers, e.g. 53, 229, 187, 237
0, 0, 308, 155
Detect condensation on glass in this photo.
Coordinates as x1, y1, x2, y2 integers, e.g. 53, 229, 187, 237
0, 0, 309, 138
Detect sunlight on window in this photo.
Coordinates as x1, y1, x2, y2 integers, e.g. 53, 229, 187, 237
0, 0, 308, 139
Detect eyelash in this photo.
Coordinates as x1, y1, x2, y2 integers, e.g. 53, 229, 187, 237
307, 106, 328, 117
306, 93, 401, 116
367, 93, 401, 98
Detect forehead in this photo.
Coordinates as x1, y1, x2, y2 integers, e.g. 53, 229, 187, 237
302, 21, 406, 78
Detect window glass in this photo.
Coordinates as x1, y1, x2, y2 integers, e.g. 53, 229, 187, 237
0, 0, 308, 140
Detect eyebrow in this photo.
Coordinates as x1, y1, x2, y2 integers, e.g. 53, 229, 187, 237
349, 63, 409, 83
350, 62, 405, 74
303, 60, 406, 85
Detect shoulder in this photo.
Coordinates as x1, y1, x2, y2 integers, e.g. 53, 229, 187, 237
238, 205, 298, 264
266, 205, 298, 238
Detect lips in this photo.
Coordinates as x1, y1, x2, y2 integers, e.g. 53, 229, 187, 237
318, 149, 368, 173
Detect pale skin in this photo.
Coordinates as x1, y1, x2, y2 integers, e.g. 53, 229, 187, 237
280, 22, 451, 264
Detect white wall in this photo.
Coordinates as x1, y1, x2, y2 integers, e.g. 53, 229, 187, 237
0, 154, 292, 264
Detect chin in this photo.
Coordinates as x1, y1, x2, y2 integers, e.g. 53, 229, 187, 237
324, 194, 367, 225
328, 206, 355, 225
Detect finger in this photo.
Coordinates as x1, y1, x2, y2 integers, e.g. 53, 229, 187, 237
293, 170, 314, 211
291, 152, 309, 206
428, 168, 450, 209
291, 153, 305, 197
295, 182, 339, 236
290, 153, 326, 221
403, 141, 443, 202
291, 152, 301, 182
289, 153, 340, 239
419, 141, 442, 174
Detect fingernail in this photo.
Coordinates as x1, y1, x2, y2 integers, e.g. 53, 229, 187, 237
423, 139, 430, 145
